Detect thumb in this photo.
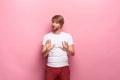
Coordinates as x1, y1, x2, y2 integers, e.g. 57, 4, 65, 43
52, 44, 55, 48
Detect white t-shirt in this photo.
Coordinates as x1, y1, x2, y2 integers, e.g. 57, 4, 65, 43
42, 32, 73, 67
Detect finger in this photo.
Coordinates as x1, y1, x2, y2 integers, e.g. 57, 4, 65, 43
49, 40, 51, 44
64, 41, 68, 45
52, 44, 55, 48
46, 40, 49, 44
62, 41, 65, 46
46, 39, 49, 42
48, 39, 50, 42
59, 46, 67, 51
59, 47, 64, 51
47, 39, 51, 44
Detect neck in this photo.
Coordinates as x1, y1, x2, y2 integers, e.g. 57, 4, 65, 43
53, 29, 62, 35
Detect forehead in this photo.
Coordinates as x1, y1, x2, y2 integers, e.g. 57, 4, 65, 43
52, 19, 59, 23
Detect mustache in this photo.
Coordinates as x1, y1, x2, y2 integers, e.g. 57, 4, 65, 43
52, 27, 59, 32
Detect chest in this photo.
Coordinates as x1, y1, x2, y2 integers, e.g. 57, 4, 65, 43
48, 36, 68, 47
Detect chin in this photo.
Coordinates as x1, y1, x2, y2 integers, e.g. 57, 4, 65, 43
52, 28, 57, 31
52, 29, 56, 32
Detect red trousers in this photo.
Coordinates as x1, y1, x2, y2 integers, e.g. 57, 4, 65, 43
45, 66, 70, 80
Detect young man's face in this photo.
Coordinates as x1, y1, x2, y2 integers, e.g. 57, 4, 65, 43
52, 21, 61, 32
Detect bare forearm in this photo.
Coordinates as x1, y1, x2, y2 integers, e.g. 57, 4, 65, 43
41, 50, 48, 57
67, 49, 74, 56
67, 44, 75, 56
41, 46, 49, 57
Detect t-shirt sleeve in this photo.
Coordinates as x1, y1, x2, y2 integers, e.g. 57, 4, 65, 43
68, 34, 74, 45
42, 35, 47, 45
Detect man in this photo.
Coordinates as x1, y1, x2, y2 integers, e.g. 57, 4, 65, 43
41, 15, 75, 80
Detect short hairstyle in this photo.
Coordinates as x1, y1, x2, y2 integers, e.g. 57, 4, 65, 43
51, 15, 64, 27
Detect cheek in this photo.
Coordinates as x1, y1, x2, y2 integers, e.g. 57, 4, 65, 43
58, 24, 61, 28
55, 25, 60, 28
52, 24, 61, 28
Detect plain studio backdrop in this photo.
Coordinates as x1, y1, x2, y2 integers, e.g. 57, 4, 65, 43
0, 0, 120, 80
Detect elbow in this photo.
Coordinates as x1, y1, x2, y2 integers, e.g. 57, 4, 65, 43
68, 51, 75, 56
71, 52, 75, 56
41, 54, 46, 57
41, 52, 47, 57
42, 54, 47, 57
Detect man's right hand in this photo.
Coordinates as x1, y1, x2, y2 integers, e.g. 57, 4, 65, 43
45, 39, 55, 51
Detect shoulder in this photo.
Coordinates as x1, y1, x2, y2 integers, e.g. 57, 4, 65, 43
62, 32, 72, 37
43, 32, 53, 38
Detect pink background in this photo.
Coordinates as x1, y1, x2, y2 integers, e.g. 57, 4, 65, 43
0, 0, 120, 80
